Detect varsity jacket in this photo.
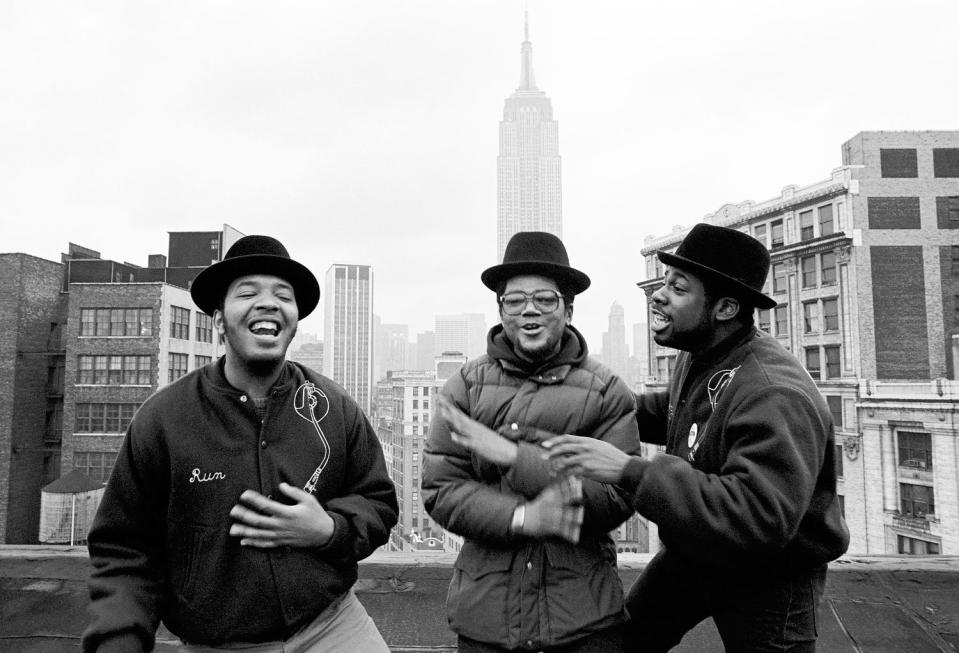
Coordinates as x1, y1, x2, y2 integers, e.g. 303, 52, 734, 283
83, 359, 398, 652
422, 325, 640, 649
620, 325, 849, 573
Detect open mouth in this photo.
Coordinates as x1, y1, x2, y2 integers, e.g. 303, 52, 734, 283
520, 323, 544, 335
249, 320, 281, 337
650, 310, 671, 332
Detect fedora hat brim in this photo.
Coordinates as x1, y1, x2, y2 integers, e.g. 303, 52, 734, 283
657, 251, 777, 310
481, 261, 591, 295
191, 254, 321, 318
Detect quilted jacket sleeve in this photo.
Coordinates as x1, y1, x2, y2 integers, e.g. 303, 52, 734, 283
421, 371, 520, 543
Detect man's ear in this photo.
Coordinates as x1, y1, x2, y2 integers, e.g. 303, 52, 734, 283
565, 302, 574, 325
213, 309, 225, 335
714, 297, 741, 323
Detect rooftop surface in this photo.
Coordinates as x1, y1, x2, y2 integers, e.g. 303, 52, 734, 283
1, 547, 957, 652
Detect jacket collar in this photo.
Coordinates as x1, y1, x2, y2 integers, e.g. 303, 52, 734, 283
487, 324, 588, 382
205, 356, 296, 396
688, 323, 758, 368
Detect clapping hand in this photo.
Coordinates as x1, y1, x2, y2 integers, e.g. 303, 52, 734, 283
435, 394, 518, 467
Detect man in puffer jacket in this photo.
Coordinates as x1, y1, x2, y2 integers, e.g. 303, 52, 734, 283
422, 231, 641, 653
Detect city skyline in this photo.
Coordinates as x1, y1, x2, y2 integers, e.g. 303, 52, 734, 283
3, 1, 958, 349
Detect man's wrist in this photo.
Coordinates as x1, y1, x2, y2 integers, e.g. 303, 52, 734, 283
510, 504, 526, 534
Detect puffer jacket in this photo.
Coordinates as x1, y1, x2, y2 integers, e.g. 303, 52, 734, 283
422, 325, 640, 649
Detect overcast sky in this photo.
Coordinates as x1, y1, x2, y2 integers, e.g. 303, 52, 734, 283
2, 0, 957, 352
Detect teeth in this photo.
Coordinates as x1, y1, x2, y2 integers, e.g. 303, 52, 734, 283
250, 321, 278, 334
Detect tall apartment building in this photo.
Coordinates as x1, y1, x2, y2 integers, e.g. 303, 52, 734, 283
0, 254, 66, 543
0, 230, 234, 543
637, 131, 959, 555
496, 13, 562, 261
434, 313, 487, 360
374, 371, 443, 552
324, 264, 374, 415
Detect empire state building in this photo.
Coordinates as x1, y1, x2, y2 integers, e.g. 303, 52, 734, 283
496, 14, 562, 261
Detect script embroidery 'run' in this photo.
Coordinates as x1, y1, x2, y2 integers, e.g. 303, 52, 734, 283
190, 468, 226, 483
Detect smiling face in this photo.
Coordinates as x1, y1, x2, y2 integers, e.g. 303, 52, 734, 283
500, 274, 571, 363
214, 274, 299, 376
649, 266, 716, 353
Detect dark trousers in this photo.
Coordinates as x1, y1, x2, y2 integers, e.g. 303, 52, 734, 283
624, 549, 826, 653
458, 625, 623, 653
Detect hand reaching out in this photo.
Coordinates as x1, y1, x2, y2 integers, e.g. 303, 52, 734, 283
229, 482, 335, 548
435, 393, 518, 467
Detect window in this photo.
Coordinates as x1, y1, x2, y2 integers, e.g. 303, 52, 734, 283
826, 395, 843, 427
774, 305, 789, 338
753, 223, 768, 246
772, 263, 788, 294
824, 345, 841, 378
834, 444, 844, 477
900, 483, 935, 518
953, 247, 959, 277
170, 306, 191, 340
821, 252, 837, 286
78, 355, 151, 385
73, 451, 118, 484
819, 204, 834, 236
79, 307, 152, 336
195, 312, 213, 343
76, 403, 139, 433
822, 298, 839, 331
898, 535, 939, 555
757, 309, 771, 333
805, 347, 821, 378
799, 210, 815, 241
937, 196, 959, 229
770, 220, 784, 248
801, 256, 817, 288
195, 355, 212, 368
898, 431, 932, 471
802, 301, 819, 334
880, 148, 918, 178
933, 148, 959, 177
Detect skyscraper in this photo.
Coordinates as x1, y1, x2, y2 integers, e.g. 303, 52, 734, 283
434, 313, 487, 360
601, 301, 629, 381
496, 13, 562, 260
323, 264, 374, 415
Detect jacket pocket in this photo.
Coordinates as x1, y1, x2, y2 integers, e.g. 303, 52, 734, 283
168, 524, 209, 602
543, 541, 624, 637
447, 542, 515, 639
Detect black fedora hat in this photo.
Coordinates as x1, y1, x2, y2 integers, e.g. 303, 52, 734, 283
190, 235, 320, 318
481, 231, 590, 295
654, 223, 777, 310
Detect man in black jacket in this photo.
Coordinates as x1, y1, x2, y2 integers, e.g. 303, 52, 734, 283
83, 235, 398, 652
546, 224, 849, 652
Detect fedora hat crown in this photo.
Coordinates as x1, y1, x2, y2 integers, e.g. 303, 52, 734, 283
481, 231, 590, 295
656, 223, 776, 310
190, 235, 321, 318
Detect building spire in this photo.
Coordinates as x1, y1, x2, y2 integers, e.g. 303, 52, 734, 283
518, 10, 537, 90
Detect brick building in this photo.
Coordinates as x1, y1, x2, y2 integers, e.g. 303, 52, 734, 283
0, 254, 67, 543
0, 228, 238, 543
637, 131, 959, 555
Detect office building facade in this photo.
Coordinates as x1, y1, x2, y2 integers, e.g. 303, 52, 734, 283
637, 131, 959, 555
324, 264, 374, 415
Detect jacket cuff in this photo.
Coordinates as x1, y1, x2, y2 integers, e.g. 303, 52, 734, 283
316, 511, 350, 555
618, 456, 647, 495
90, 632, 148, 653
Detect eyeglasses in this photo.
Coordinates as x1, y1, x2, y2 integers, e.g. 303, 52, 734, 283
499, 290, 564, 315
